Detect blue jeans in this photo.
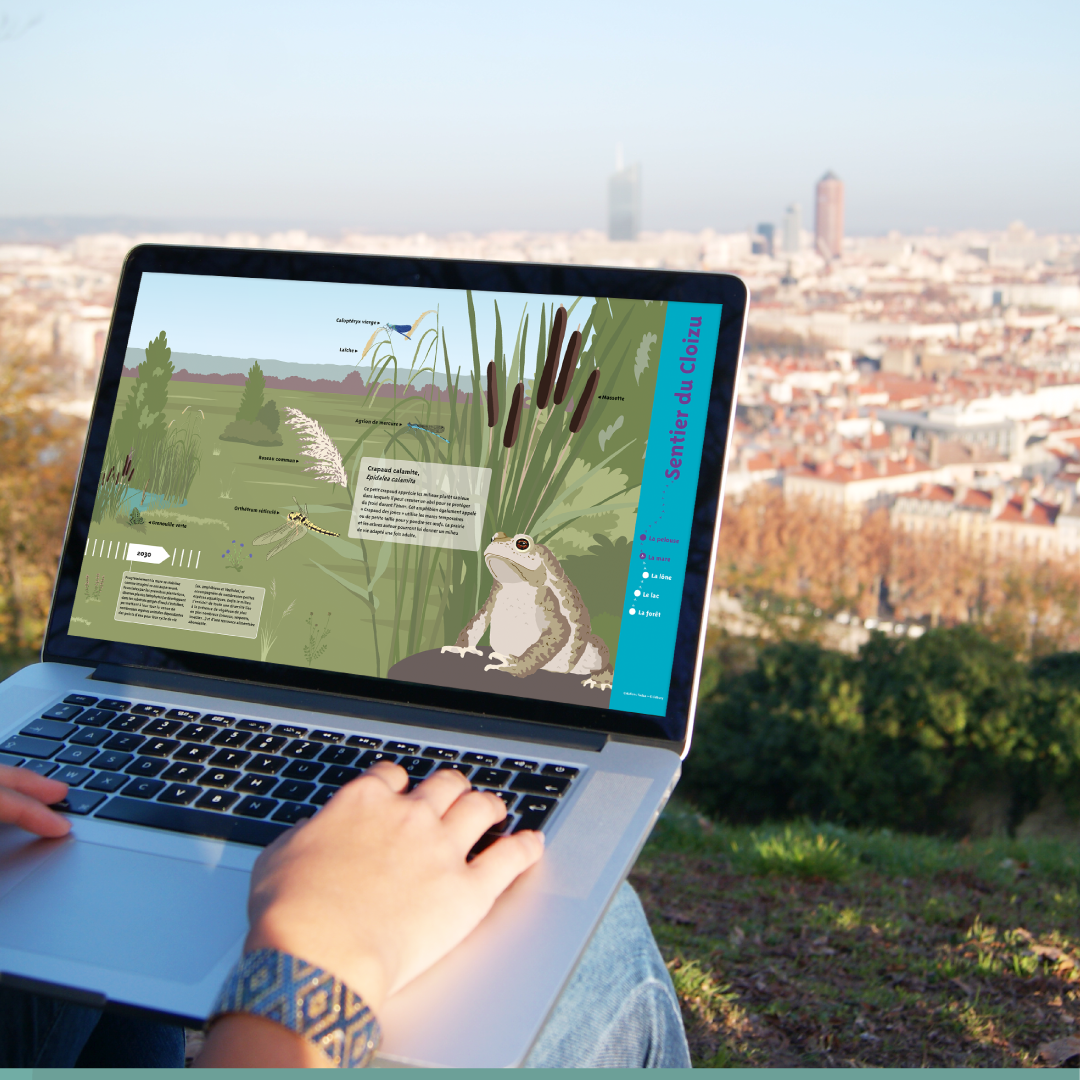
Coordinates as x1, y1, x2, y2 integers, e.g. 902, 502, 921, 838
0, 883, 686, 1068
525, 882, 691, 1068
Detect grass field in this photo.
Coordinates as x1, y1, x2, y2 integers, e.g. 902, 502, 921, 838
633, 803, 1080, 1067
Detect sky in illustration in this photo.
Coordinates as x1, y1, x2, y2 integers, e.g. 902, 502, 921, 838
129, 274, 585, 373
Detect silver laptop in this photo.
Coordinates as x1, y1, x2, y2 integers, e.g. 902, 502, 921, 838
0, 245, 747, 1067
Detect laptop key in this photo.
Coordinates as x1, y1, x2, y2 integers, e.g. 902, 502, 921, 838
310, 786, 339, 806
423, 747, 459, 761
20, 760, 58, 777
501, 758, 537, 772
281, 760, 324, 781
485, 790, 517, 811
273, 724, 307, 738
317, 745, 357, 766
96, 796, 288, 846
74, 709, 116, 727
436, 762, 472, 777
52, 789, 106, 815
345, 735, 381, 750
125, 756, 168, 778
104, 733, 145, 753
308, 730, 341, 743
41, 704, 84, 722
95, 699, 131, 712
131, 704, 165, 717
176, 724, 217, 742
56, 745, 99, 766
107, 715, 146, 733
122, 778, 166, 799
274, 780, 316, 802
0, 753, 25, 768
511, 773, 570, 796
461, 752, 499, 767
64, 694, 98, 707
85, 771, 128, 792
21, 718, 78, 741
272, 802, 317, 824
514, 796, 557, 831
472, 768, 511, 788
400, 757, 434, 778
211, 729, 251, 749
247, 735, 287, 754
93, 751, 134, 771
200, 714, 235, 727
246, 754, 287, 775
195, 789, 239, 811
1, 735, 63, 760
209, 749, 250, 768
357, 751, 397, 768
70, 726, 112, 747
53, 765, 94, 786
162, 762, 204, 783
201, 768, 240, 788
158, 783, 201, 805
236, 720, 271, 733
283, 740, 322, 760
320, 766, 360, 786
236, 774, 278, 796
164, 709, 201, 722
141, 738, 180, 758
173, 743, 215, 764
234, 796, 278, 819
384, 741, 420, 755
141, 719, 183, 737
541, 764, 579, 779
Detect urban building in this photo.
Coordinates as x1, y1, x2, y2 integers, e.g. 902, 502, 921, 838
608, 161, 641, 242
815, 171, 844, 259
754, 223, 775, 257
782, 203, 801, 254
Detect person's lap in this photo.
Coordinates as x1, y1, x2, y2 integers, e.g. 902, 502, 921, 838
0, 882, 687, 1068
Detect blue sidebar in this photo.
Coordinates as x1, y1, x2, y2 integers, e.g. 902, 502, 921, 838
609, 301, 722, 716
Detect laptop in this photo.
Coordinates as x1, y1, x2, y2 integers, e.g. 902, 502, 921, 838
0, 244, 747, 1067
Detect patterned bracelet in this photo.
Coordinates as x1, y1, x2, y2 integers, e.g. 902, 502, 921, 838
210, 948, 382, 1068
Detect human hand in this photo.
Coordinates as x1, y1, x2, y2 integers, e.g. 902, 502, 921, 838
0, 764, 70, 838
243, 762, 543, 1012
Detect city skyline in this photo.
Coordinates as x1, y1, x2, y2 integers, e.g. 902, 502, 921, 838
0, 1, 1077, 235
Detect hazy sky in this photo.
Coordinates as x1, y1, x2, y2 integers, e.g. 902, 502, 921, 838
2, 0, 1077, 235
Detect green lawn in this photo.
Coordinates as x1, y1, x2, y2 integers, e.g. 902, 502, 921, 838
632, 803, 1080, 1067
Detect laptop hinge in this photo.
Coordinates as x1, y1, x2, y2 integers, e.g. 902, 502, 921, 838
91, 664, 608, 753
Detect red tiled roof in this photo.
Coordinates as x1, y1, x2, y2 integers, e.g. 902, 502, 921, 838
995, 498, 1060, 527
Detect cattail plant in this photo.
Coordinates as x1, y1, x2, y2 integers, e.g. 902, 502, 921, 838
553, 330, 582, 405
535, 305, 566, 409
486, 361, 499, 427
569, 370, 599, 433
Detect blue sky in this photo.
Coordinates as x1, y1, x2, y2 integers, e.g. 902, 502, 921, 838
1, 0, 1077, 234
129, 274, 586, 373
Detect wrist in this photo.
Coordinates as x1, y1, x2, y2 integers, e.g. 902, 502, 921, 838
245, 914, 392, 1013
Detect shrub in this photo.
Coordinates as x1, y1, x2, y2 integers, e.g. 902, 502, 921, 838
219, 419, 282, 446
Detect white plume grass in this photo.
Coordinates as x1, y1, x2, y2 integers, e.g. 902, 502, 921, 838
284, 407, 348, 489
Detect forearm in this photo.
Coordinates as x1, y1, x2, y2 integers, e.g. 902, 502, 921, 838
196, 1014, 331, 1068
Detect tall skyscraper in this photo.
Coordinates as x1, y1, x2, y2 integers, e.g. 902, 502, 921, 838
782, 203, 801, 253
755, 222, 775, 257
814, 171, 844, 259
608, 152, 641, 241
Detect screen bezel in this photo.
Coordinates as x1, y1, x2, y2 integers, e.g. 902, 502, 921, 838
43, 244, 747, 748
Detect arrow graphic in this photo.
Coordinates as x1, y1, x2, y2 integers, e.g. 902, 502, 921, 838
124, 544, 172, 565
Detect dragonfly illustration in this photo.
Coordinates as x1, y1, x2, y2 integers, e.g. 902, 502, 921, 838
360, 310, 437, 362
252, 503, 339, 559
407, 422, 449, 444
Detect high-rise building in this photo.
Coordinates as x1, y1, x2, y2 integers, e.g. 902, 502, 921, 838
608, 154, 641, 241
755, 222, 775, 257
782, 203, 801, 254
814, 171, 844, 259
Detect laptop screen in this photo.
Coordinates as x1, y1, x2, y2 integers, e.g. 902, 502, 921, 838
66, 271, 721, 722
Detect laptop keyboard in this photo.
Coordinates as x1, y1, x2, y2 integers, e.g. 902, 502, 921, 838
1, 695, 581, 851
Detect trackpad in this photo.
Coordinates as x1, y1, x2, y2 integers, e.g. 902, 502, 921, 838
0, 841, 249, 984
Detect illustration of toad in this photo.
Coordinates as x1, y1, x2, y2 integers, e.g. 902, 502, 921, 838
442, 532, 614, 691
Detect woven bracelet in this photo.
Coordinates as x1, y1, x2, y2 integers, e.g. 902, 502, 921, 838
210, 948, 382, 1068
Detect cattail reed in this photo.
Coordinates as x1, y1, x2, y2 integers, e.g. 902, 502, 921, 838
569, 370, 599, 433
486, 361, 499, 427
503, 382, 524, 448
535, 305, 566, 409
553, 330, 581, 406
